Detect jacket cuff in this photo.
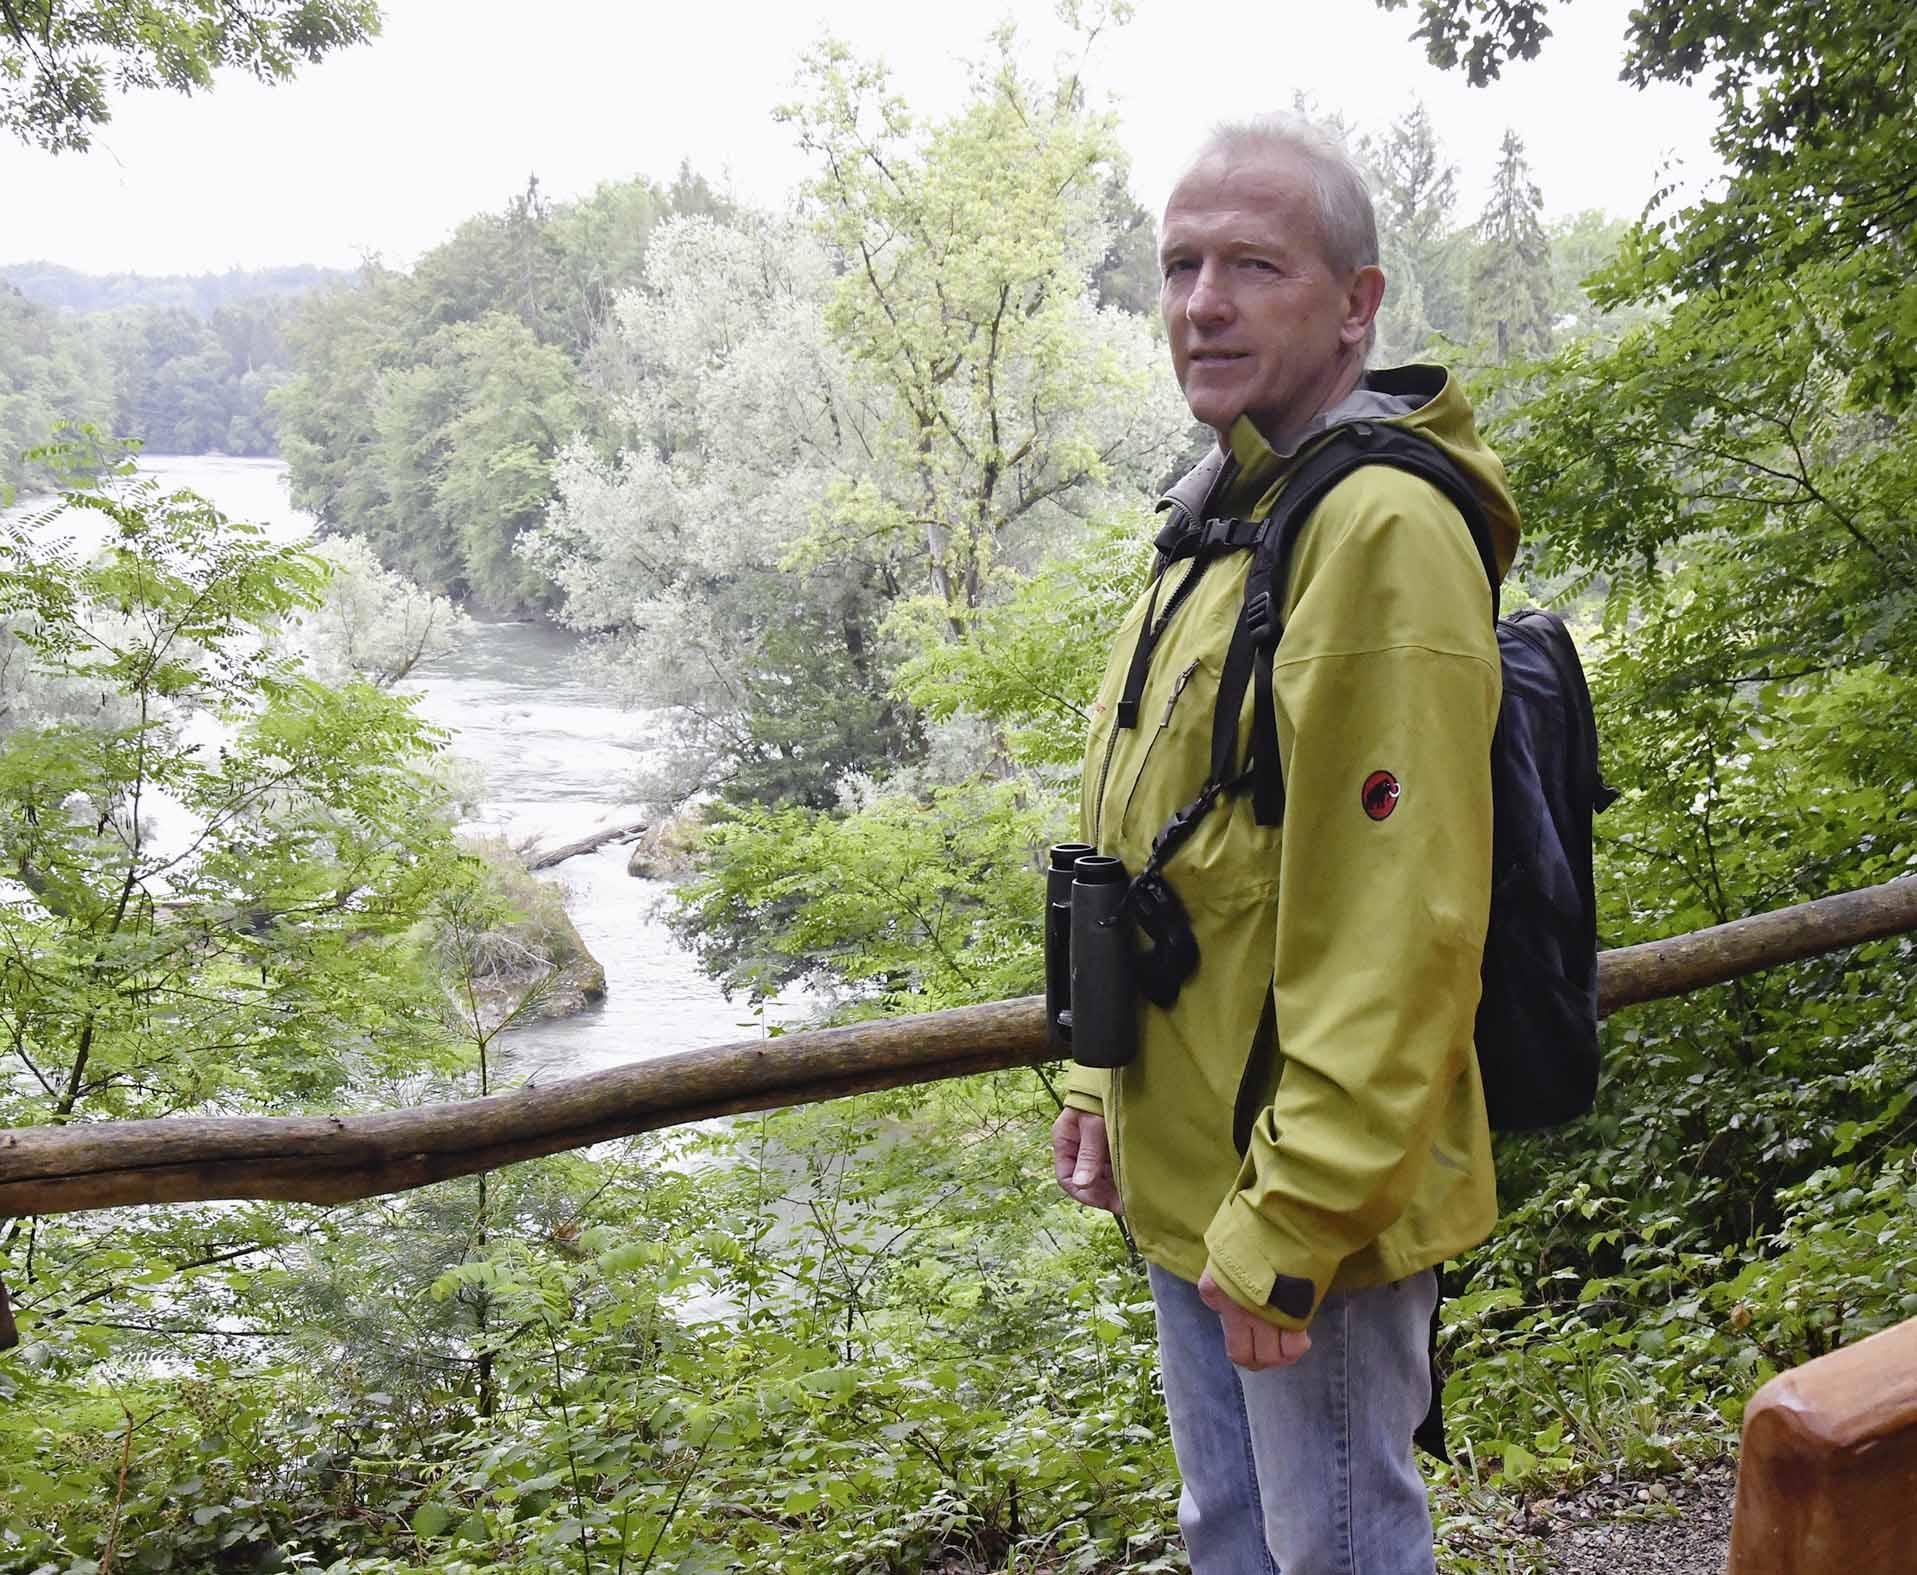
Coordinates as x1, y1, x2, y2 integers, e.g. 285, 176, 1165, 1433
1062, 1063, 1107, 1118
1203, 1192, 1338, 1331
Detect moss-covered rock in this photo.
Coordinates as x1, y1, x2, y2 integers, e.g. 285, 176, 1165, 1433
625, 809, 706, 881
449, 838, 608, 1030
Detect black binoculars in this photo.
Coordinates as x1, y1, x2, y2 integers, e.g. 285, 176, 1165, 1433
1045, 843, 1136, 1068
1045, 842, 1203, 1068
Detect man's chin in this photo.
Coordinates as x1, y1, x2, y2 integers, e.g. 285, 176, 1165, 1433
1182, 397, 1243, 442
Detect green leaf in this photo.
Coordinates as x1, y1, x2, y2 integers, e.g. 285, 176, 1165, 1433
411, 1503, 453, 1538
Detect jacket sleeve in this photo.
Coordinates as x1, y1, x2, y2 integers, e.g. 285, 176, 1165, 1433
1201, 474, 1499, 1328
1062, 1061, 1107, 1116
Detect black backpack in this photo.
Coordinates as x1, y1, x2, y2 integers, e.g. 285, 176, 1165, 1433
1126, 419, 1617, 1132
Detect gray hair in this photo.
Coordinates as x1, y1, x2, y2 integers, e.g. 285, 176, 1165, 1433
1182, 113, 1379, 274
1175, 114, 1382, 358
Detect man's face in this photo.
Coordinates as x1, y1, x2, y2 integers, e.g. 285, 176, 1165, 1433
1159, 152, 1383, 446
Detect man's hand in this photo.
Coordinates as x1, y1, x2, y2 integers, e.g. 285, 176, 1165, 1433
1198, 1268, 1313, 1371
1051, 1107, 1122, 1214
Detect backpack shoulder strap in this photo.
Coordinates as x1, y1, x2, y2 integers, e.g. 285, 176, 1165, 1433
1156, 447, 1231, 534
1143, 421, 1504, 877
1214, 423, 1500, 827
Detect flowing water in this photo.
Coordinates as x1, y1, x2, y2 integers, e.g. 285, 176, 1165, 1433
11, 455, 774, 1079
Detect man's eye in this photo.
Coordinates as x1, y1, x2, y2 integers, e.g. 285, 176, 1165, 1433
1163, 258, 1196, 277
1242, 257, 1279, 272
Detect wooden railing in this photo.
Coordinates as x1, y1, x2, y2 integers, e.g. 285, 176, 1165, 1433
0, 877, 1910, 1221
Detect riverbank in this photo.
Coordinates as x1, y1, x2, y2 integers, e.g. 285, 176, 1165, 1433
3, 455, 788, 1079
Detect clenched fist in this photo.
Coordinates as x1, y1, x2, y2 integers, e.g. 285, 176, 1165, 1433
1051, 1106, 1122, 1215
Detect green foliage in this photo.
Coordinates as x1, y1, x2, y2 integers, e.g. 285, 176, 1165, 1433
2, 260, 351, 316
101, 297, 300, 456
0, 463, 468, 1126
673, 778, 1061, 1011
1364, 101, 1471, 359
1471, 130, 1553, 363
1, 1082, 1183, 1574
274, 175, 702, 613
6, 12, 1917, 1570
779, 28, 1186, 634
0, 280, 317, 493
0, 288, 118, 496
1384, 0, 1917, 407
2, 0, 380, 152
675, 514, 1154, 1010
893, 517, 1154, 776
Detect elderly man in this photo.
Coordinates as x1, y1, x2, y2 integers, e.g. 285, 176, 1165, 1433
1051, 116, 1519, 1573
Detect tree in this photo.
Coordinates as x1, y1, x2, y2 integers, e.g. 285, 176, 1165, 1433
1092, 174, 1161, 317
274, 175, 698, 611
779, 31, 1188, 638
1379, 0, 1917, 405
1545, 208, 1638, 342
434, 312, 583, 611
0, 469, 466, 1130
1471, 127, 1553, 361
0, 285, 116, 494
3, 0, 381, 152
523, 211, 916, 810
1365, 101, 1469, 357
282, 533, 472, 687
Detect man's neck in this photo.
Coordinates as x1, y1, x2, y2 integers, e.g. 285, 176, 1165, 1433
1216, 355, 1369, 456
1271, 356, 1370, 452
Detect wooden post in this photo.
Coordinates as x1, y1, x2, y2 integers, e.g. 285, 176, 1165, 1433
1728, 1315, 1917, 1575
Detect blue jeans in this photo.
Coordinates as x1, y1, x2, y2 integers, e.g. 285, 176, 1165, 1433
1148, 1263, 1439, 1575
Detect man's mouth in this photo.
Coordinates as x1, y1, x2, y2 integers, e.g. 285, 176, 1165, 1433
1189, 351, 1248, 364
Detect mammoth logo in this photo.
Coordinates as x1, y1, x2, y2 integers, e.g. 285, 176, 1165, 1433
1361, 770, 1400, 821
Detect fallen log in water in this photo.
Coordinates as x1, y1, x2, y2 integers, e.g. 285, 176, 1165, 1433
526, 820, 649, 871
0, 878, 1911, 1222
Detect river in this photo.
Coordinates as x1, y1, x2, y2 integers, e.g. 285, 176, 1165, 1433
14, 454, 778, 1080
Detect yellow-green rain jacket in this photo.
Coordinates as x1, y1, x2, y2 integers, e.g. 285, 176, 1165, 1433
1064, 365, 1520, 1330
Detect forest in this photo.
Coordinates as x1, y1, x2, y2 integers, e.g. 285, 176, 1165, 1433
2, 0, 1915, 1571
0, 264, 346, 492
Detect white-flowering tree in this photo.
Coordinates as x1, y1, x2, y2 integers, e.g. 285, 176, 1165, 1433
284, 535, 473, 689
525, 30, 1186, 813
524, 212, 907, 809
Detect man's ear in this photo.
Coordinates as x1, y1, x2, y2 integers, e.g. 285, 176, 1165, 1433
1342, 265, 1387, 347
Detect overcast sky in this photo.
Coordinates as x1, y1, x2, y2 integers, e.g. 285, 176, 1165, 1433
0, 0, 1725, 277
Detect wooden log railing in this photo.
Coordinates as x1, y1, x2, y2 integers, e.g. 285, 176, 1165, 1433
0, 878, 1911, 1225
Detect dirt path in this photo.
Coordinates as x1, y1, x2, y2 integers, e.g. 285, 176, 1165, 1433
1535, 1459, 1736, 1574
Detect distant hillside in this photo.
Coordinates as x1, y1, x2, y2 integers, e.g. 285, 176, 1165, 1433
1, 262, 352, 316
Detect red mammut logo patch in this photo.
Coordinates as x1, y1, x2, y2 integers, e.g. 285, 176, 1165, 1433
1361, 770, 1400, 821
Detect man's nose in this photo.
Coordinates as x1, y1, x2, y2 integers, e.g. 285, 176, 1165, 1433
1186, 261, 1233, 327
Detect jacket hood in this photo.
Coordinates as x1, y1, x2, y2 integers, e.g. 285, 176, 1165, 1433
1158, 364, 1523, 582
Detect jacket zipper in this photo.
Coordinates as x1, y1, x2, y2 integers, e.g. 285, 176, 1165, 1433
1160, 658, 1202, 726
1119, 658, 1202, 839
